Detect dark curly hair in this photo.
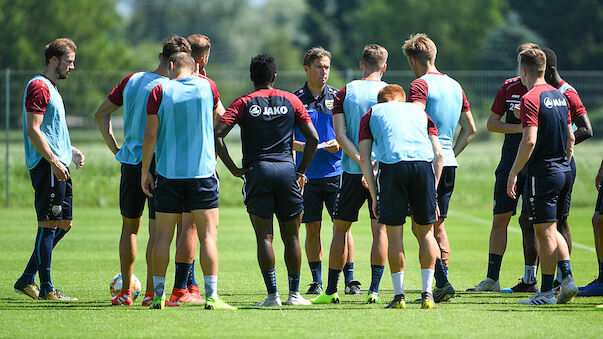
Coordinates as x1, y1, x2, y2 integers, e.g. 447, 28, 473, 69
250, 54, 277, 86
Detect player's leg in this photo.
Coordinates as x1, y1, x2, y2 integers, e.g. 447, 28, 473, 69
344, 229, 360, 294
302, 179, 324, 294
433, 167, 455, 275
555, 159, 575, 285
251, 213, 283, 306
385, 225, 406, 309
171, 212, 203, 303
413, 223, 439, 309
367, 217, 386, 303
142, 218, 157, 306
278, 213, 311, 305
114, 216, 141, 305
579, 197, 603, 296
150, 212, 179, 309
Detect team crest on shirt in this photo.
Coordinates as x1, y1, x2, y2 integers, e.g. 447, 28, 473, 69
249, 105, 262, 117
52, 205, 62, 217
325, 100, 334, 110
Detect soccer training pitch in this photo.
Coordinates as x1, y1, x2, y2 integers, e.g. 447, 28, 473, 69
1, 138, 602, 338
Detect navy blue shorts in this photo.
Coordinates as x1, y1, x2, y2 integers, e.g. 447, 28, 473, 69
154, 174, 219, 213
301, 175, 340, 223
378, 161, 437, 226
29, 158, 73, 221
493, 168, 526, 215
436, 166, 456, 218
561, 157, 577, 217
120, 159, 156, 219
524, 170, 572, 224
332, 172, 376, 222
243, 161, 303, 221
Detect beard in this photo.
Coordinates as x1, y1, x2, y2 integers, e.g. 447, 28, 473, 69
55, 66, 69, 79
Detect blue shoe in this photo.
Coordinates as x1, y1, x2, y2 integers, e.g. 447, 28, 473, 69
577, 280, 603, 297
433, 282, 455, 303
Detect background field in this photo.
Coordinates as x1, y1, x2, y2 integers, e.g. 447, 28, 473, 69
1, 136, 603, 338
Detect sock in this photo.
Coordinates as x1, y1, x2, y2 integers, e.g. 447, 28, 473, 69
421, 269, 435, 293
598, 261, 603, 283
174, 262, 192, 290
343, 262, 354, 284
308, 261, 322, 284
369, 265, 385, 293
434, 258, 448, 288
19, 228, 69, 286
188, 260, 198, 287
486, 253, 503, 281
153, 276, 166, 297
262, 269, 277, 294
325, 268, 341, 295
557, 260, 572, 280
541, 274, 554, 293
53, 228, 68, 246
391, 272, 404, 296
36, 227, 56, 295
288, 273, 300, 293
204, 275, 218, 298
443, 265, 449, 278
555, 267, 563, 283
523, 265, 537, 284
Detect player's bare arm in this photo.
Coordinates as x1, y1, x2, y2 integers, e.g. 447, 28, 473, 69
486, 112, 523, 134
94, 98, 121, 155
333, 113, 361, 165
141, 114, 158, 197
295, 121, 319, 191
453, 110, 477, 157
429, 134, 444, 185
213, 99, 225, 126
71, 146, 85, 169
573, 114, 593, 145
358, 139, 378, 217
506, 126, 537, 199
566, 123, 575, 162
214, 120, 250, 177
26, 111, 69, 181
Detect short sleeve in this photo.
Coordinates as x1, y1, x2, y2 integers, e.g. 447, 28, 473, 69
563, 88, 587, 120
358, 109, 373, 141
490, 84, 507, 116
520, 96, 539, 127
408, 78, 428, 105
461, 90, 471, 112
108, 73, 136, 106
200, 75, 220, 109
25, 80, 50, 114
332, 86, 347, 115
146, 85, 162, 115
221, 97, 246, 126
426, 113, 439, 136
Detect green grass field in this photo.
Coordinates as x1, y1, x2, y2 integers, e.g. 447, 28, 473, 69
1, 135, 603, 337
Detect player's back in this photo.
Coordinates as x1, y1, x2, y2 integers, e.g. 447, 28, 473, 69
119, 72, 168, 164
420, 73, 462, 145
155, 76, 216, 179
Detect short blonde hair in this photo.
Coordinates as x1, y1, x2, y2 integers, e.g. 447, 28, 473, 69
519, 49, 546, 75
362, 44, 388, 72
402, 33, 437, 64
378, 85, 406, 103
517, 42, 539, 54
187, 34, 211, 59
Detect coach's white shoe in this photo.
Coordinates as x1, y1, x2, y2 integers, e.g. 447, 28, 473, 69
255, 292, 282, 307
518, 291, 556, 305
286, 292, 312, 305
557, 276, 578, 304
466, 278, 501, 292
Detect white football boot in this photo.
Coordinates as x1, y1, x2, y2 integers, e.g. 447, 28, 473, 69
286, 292, 312, 305
255, 292, 282, 306
466, 278, 501, 292
518, 291, 556, 305
557, 276, 578, 304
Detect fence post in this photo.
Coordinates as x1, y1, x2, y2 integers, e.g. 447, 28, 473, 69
5, 68, 9, 207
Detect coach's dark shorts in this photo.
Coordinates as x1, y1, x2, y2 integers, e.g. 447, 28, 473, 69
301, 175, 340, 223
524, 170, 572, 224
332, 172, 376, 222
378, 161, 437, 226
243, 161, 303, 221
436, 166, 456, 218
120, 159, 156, 219
493, 167, 526, 215
154, 174, 219, 214
29, 158, 73, 222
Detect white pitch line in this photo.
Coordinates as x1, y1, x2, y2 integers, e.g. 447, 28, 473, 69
453, 211, 596, 253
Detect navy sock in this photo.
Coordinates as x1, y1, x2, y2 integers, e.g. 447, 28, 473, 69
343, 262, 354, 284
598, 261, 603, 283
486, 253, 503, 281
262, 269, 277, 294
443, 265, 449, 277
325, 268, 341, 295
434, 258, 449, 288
187, 260, 198, 287
308, 261, 322, 284
541, 274, 554, 293
557, 260, 572, 280
174, 262, 192, 290
288, 273, 300, 293
36, 228, 56, 295
53, 228, 68, 246
19, 228, 69, 285
369, 265, 385, 293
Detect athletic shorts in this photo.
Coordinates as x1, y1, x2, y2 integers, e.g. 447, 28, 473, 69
436, 166, 456, 218
332, 172, 376, 222
378, 161, 437, 226
523, 170, 572, 224
561, 157, 577, 217
120, 159, 156, 219
243, 161, 303, 221
493, 168, 526, 215
154, 173, 219, 213
29, 158, 73, 222
301, 175, 340, 223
